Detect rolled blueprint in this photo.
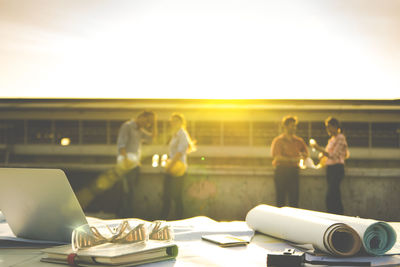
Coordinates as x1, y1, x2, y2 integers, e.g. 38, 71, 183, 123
246, 204, 362, 256
281, 207, 397, 256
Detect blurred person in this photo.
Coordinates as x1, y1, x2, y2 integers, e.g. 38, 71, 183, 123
116, 111, 157, 218
161, 113, 195, 220
310, 117, 349, 215
271, 115, 309, 207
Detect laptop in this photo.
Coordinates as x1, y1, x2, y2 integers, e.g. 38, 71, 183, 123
0, 168, 88, 243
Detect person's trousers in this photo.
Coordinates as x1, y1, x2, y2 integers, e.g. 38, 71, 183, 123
118, 166, 140, 218
161, 173, 185, 220
273, 166, 299, 207
326, 164, 344, 214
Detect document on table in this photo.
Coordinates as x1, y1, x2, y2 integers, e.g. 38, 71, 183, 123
170, 216, 254, 242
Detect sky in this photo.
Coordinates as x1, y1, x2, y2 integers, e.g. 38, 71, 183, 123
0, 0, 399, 99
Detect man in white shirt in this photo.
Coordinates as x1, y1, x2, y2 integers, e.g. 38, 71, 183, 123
116, 111, 157, 218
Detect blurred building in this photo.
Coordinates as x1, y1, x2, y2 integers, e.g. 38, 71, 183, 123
0, 99, 399, 221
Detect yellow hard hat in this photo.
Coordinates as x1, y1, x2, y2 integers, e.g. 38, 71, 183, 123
117, 153, 139, 171
167, 160, 187, 177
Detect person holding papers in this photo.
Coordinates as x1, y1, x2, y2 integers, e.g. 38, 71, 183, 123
116, 111, 157, 218
271, 115, 309, 208
161, 113, 195, 220
310, 117, 349, 215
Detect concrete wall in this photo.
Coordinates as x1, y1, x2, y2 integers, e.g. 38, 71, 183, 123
76, 167, 400, 222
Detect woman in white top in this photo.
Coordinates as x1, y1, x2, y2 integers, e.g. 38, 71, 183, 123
311, 117, 349, 214
161, 113, 195, 220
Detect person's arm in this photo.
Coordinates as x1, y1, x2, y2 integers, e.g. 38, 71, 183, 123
311, 142, 329, 157
311, 136, 347, 160
140, 127, 152, 137
117, 123, 129, 157
301, 139, 310, 158
141, 115, 158, 143
117, 124, 135, 168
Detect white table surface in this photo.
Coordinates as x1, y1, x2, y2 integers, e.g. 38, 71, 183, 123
1, 217, 400, 267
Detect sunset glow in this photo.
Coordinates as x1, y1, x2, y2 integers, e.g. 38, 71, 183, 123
0, 0, 399, 99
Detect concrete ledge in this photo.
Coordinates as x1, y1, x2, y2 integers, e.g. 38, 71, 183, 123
8, 144, 400, 160
0, 163, 399, 177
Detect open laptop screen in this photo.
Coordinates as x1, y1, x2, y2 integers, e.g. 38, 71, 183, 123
0, 168, 88, 243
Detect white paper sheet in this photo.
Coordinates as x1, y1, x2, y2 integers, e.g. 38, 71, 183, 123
170, 216, 254, 241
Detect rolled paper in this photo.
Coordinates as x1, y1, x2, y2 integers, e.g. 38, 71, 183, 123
281, 207, 397, 255
246, 205, 362, 256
